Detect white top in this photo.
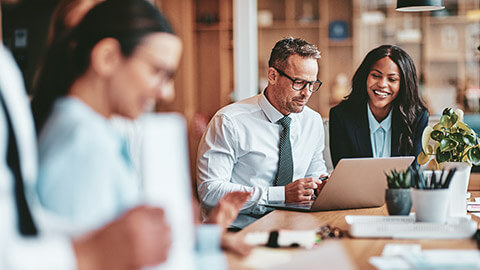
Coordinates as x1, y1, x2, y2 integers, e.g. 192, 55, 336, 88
197, 93, 327, 228
0, 45, 76, 269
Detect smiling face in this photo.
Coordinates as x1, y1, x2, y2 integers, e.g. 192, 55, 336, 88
108, 33, 182, 119
366, 56, 401, 118
267, 54, 318, 115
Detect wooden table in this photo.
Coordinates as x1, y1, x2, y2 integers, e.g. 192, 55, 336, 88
469, 172, 480, 191
227, 173, 480, 270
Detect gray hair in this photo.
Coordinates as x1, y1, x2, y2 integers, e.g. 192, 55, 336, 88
268, 37, 320, 69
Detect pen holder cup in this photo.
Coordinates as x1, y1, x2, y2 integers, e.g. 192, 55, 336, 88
411, 188, 450, 223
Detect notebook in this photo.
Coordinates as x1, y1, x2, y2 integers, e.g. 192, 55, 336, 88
139, 113, 196, 270
262, 157, 415, 212
345, 215, 477, 239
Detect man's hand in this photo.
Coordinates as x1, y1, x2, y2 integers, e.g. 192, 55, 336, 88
285, 177, 322, 203
73, 205, 171, 270
205, 191, 251, 230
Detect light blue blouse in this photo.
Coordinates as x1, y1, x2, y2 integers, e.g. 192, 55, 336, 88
36, 97, 140, 231
36, 98, 226, 269
367, 104, 392, 158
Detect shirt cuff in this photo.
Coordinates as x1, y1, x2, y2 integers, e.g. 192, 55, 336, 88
268, 186, 285, 202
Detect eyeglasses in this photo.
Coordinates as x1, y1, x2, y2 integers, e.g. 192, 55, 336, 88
135, 47, 176, 86
273, 67, 322, 93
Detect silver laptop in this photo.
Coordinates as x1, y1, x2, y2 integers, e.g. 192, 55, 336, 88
262, 157, 415, 212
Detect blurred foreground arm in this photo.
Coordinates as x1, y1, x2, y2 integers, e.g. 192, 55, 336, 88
205, 191, 251, 230
204, 191, 252, 257
73, 206, 171, 270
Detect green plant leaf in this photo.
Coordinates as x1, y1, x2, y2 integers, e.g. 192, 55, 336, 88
456, 143, 465, 153
454, 108, 464, 121
431, 130, 445, 142
436, 150, 452, 163
456, 121, 473, 135
468, 147, 480, 166
440, 138, 457, 152
422, 126, 433, 152
404, 172, 411, 188
450, 112, 459, 126
434, 142, 440, 152
442, 107, 453, 116
393, 181, 400, 189
428, 159, 440, 170
433, 123, 443, 131
440, 115, 454, 129
464, 135, 476, 146
417, 151, 429, 165
449, 132, 463, 143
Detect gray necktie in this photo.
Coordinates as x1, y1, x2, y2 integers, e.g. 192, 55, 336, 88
274, 116, 293, 186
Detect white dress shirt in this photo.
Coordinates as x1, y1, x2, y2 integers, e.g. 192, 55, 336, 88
197, 93, 327, 228
0, 45, 76, 270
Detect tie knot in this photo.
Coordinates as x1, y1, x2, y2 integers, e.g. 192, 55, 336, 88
278, 116, 291, 128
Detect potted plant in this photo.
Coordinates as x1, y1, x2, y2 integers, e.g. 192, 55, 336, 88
385, 169, 412, 215
410, 166, 455, 223
417, 108, 480, 216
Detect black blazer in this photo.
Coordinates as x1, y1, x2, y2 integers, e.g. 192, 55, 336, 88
329, 102, 428, 168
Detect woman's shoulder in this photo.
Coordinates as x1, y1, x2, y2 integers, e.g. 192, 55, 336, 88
39, 98, 115, 153
409, 107, 428, 122
330, 100, 363, 118
415, 108, 429, 125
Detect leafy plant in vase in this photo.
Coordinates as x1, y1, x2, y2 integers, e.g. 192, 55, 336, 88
385, 169, 412, 215
417, 108, 480, 216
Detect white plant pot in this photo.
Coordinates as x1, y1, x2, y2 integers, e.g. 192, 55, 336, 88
440, 162, 471, 217
411, 188, 450, 223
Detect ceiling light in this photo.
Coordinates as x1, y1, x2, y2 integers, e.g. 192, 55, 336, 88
396, 0, 445, 12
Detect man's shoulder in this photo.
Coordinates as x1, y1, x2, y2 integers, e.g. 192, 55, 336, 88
302, 105, 323, 121
215, 95, 261, 119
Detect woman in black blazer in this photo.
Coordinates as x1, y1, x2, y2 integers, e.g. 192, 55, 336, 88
329, 45, 428, 168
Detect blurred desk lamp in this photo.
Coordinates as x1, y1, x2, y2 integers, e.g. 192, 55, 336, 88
396, 0, 444, 12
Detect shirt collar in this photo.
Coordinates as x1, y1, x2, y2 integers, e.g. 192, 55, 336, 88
367, 103, 392, 132
259, 89, 286, 124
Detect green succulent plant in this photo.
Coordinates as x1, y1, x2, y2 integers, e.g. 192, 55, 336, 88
385, 169, 412, 189
418, 108, 480, 169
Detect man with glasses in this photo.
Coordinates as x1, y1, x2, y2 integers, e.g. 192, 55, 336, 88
197, 37, 329, 229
